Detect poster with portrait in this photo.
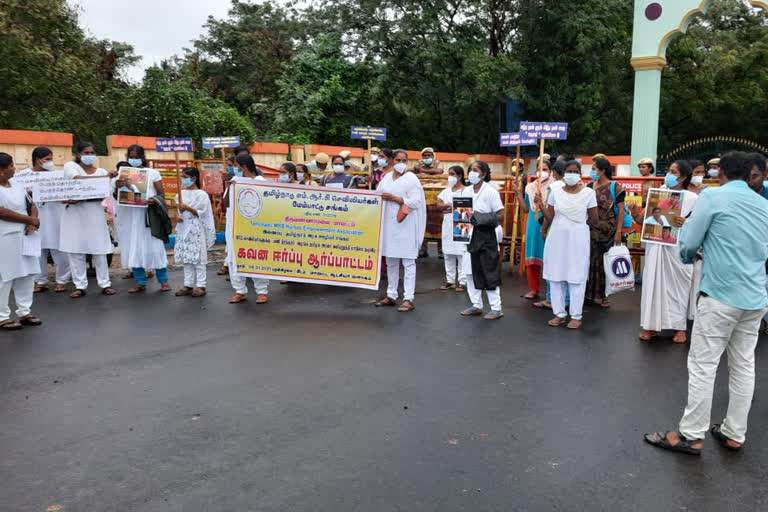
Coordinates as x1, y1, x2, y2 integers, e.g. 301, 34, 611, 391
452, 197, 474, 243
116, 167, 151, 207
641, 188, 682, 246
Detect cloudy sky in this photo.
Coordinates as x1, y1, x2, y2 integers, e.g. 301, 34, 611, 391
70, 0, 234, 82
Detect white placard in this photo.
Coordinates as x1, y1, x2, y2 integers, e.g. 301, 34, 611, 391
11, 171, 65, 192
32, 176, 110, 202
22, 232, 42, 257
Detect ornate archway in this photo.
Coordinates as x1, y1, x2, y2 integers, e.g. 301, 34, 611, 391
629, 1, 768, 175
656, 136, 768, 172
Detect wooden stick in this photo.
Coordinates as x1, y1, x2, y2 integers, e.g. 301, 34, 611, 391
509, 145, 522, 273
175, 151, 182, 214
368, 137, 373, 190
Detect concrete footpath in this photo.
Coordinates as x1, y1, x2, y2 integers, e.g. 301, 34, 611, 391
1, 258, 767, 511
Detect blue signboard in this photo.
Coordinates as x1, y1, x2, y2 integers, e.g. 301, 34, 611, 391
500, 132, 538, 147
350, 126, 387, 141
519, 122, 568, 140
202, 136, 241, 149
155, 138, 194, 153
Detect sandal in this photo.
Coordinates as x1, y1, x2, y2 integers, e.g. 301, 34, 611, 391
461, 307, 483, 316
19, 315, 42, 326
672, 331, 688, 344
34, 284, 49, 293
601, 300, 611, 309
548, 316, 567, 327
456, 284, 466, 292
484, 311, 504, 320
532, 301, 551, 309
375, 297, 397, 307
567, 319, 582, 329
229, 293, 248, 304
710, 424, 742, 451
191, 287, 207, 297
102, 287, 118, 295
70, 289, 86, 299
439, 283, 456, 291
644, 431, 702, 455
397, 300, 416, 312
159, 282, 172, 292
0, 320, 23, 331
128, 285, 146, 293
54, 284, 68, 293
175, 286, 193, 297
521, 291, 538, 300
256, 294, 268, 304
638, 330, 658, 341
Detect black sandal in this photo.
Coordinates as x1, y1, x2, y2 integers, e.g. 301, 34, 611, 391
643, 431, 702, 455
710, 424, 742, 451
19, 316, 42, 326
0, 320, 23, 331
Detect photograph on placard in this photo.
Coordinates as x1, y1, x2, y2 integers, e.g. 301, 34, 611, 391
116, 167, 150, 207
641, 188, 683, 246
453, 197, 474, 243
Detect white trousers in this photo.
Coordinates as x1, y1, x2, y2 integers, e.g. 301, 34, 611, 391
466, 275, 501, 311
551, 281, 586, 320
444, 254, 466, 285
37, 248, 71, 285
679, 296, 766, 443
0, 275, 35, 322
68, 253, 111, 290
183, 264, 207, 288
231, 274, 269, 295
386, 257, 416, 301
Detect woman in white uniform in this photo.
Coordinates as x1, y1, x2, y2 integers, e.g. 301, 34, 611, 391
114, 144, 170, 293
458, 161, 505, 320
228, 154, 270, 304
0, 153, 43, 330
12, 146, 71, 292
638, 160, 698, 343
540, 161, 598, 329
60, 142, 116, 297
437, 166, 471, 292
174, 167, 216, 297
375, 149, 426, 312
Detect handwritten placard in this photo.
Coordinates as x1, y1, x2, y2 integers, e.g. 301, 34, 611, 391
350, 126, 387, 141
11, 171, 65, 192
202, 136, 241, 149
520, 122, 568, 140
155, 138, 194, 152
33, 176, 110, 202
500, 133, 538, 147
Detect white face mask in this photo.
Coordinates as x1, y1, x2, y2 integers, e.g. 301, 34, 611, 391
423, 158, 433, 165
447, 175, 458, 187
296, 172, 305, 181
708, 168, 719, 178
377, 157, 387, 167
394, 162, 407, 174
468, 171, 481, 185
41, 161, 55, 171
333, 164, 344, 174
80, 155, 97, 166
563, 173, 581, 186
279, 174, 290, 183
690, 175, 704, 186
540, 171, 550, 181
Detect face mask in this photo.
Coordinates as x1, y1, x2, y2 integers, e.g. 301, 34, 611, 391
468, 171, 481, 185
690, 175, 704, 186
233, 168, 244, 178
564, 173, 581, 186
344, 160, 352, 168
229, 166, 238, 174
279, 174, 290, 183
589, 170, 599, 182
333, 164, 344, 174
708, 168, 719, 178
181, 177, 194, 188
447, 175, 458, 187
128, 158, 143, 167
377, 158, 388, 167
41, 161, 55, 171
80, 155, 97, 166
296, 172, 305, 181
394, 162, 407, 174
664, 173, 679, 188
423, 158, 433, 166
540, 171, 550, 181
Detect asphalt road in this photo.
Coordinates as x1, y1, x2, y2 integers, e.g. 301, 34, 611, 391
1, 259, 767, 511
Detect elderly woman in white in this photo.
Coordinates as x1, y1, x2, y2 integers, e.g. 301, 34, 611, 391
0, 153, 43, 330
375, 149, 426, 312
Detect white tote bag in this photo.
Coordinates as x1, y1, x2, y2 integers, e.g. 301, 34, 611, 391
604, 245, 635, 297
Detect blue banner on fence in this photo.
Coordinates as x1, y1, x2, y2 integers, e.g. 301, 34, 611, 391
500, 132, 538, 147
202, 136, 241, 149
155, 138, 194, 152
350, 126, 387, 141
520, 122, 568, 140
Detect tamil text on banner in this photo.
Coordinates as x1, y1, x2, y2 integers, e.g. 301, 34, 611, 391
642, 188, 683, 246
12, 171, 65, 192
202, 136, 241, 149
32, 175, 110, 202
499, 132, 538, 147
155, 137, 194, 153
231, 182, 384, 289
520, 121, 568, 140
350, 126, 387, 141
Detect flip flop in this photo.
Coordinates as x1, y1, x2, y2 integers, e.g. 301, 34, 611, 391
19, 315, 42, 326
102, 287, 118, 295
0, 320, 23, 331
484, 311, 504, 320
175, 287, 193, 296
70, 289, 86, 299
548, 316, 567, 327
229, 294, 248, 304
397, 300, 416, 312
461, 307, 483, 316
643, 431, 701, 455
375, 297, 397, 307
532, 301, 551, 309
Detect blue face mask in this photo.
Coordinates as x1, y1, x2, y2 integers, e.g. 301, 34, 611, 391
233, 168, 243, 178
664, 173, 679, 188
589, 169, 599, 182
128, 158, 143, 167
228, 166, 238, 174
80, 155, 97, 166
181, 177, 194, 188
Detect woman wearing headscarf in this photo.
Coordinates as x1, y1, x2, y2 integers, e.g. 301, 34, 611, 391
375, 149, 426, 312
638, 160, 698, 343
513, 159, 553, 300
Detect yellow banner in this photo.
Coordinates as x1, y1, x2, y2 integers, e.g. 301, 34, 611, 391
232, 182, 384, 289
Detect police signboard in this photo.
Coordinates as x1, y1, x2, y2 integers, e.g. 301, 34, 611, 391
350, 126, 387, 141
202, 136, 241, 149
520, 122, 568, 140
155, 138, 194, 152
500, 132, 538, 147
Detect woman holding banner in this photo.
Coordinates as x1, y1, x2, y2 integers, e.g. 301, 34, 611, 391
59, 142, 117, 297
437, 165, 470, 292
375, 149, 426, 312
174, 167, 215, 297
114, 144, 170, 294
228, 154, 270, 304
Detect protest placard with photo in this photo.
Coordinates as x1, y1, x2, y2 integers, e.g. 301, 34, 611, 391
452, 197, 474, 243
641, 188, 683, 246
116, 167, 150, 207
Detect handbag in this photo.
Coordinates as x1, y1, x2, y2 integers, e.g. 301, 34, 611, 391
397, 204, 409, 223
